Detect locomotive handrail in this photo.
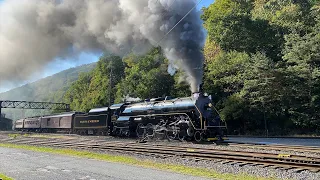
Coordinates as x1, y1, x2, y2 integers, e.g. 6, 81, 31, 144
205, 126, 228, 128
194, 105, 203, 129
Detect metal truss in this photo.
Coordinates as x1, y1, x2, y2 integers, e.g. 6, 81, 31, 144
0, 100, 70, 111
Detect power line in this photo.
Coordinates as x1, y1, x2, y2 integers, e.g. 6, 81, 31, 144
129, 0, 177, 54
119, 0, 203, 101
128, 0, 202, 54
155, 0, 203, 46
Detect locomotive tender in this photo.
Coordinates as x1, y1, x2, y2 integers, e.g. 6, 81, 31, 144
14, 92, 226, 142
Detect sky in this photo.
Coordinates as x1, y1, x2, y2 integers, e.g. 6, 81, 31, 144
0, 0, 214, 93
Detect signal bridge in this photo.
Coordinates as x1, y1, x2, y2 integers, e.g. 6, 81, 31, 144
0, 100, 70, 122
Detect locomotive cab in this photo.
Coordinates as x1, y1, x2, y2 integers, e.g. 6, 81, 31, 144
193, 92, 227, 141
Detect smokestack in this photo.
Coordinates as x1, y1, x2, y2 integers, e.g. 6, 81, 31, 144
192, 83, 203, 98
0, 0, 205, 91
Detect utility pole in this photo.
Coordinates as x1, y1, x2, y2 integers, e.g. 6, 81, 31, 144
0, 101, 2, 123
109, 62, 113, 106
264, 104, 268, 137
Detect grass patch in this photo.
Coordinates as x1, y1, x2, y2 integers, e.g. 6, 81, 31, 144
0, 173, 14, 180
7, 133, 23, 139
8, 133, 68, 139
0, 143, 275, 180
27, 134, 67, 139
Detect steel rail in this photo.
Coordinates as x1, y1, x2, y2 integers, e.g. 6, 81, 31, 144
225, 143, 320, 154
1, 137, 319, 173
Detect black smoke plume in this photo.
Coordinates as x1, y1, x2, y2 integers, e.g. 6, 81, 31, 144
0, 0, 205, 92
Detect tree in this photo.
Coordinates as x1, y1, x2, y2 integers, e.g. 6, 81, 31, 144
64, 55, 124, 111
115, 47, 175, 102
86, 55, 124, 107
281, 8, 320, 129
64, 72, 92, 111
203, 38, 221, 63
204, 50, 250, 98
202, 0, 320, 135
202, 0, 282, 60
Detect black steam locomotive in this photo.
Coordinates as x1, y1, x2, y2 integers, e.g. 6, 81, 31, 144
14, 92, 226, 142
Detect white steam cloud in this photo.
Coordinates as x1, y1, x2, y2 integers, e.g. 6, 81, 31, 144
0, 0, 205, 92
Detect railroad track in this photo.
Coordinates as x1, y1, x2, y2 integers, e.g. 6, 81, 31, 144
224, 142, 320, 154
1, 136, 319, 173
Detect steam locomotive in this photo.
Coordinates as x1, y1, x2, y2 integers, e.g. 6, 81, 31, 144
14, 92, 226, 142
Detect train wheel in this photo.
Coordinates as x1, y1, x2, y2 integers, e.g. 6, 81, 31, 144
194, 131, 202, 142
154, 125, 166, 140
80, 130, 86, 136
178, 133, 186, 142
167, 127, 177, 141
136, 123, 145, 138
146, 123, 154, 139
115, 129, 121, 136
126, 130, 131, 137
98, 130, 105, 136
187, 127, 195, 137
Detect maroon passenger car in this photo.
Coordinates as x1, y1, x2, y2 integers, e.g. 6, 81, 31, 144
40, 112, 82, 133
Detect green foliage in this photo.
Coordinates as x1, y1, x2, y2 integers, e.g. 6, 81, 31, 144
171, 72, 191, 98
202, 0, 320, 135
65, 55, 124, 111
66, 48, 185, 110
0, 173, 13, 180
115, 48, 175, 101
64, 72, 92, 112
280, 17, 320, 128
204, 51, 250, 98
202, 0, 282, 59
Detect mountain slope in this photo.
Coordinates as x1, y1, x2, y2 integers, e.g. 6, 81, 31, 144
0, 62, 96, 120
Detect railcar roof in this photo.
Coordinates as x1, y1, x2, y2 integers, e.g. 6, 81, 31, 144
109, 103, 125, 109
89, 107, 109, 113
42, 113, 75, 118
24, 117, 40, 120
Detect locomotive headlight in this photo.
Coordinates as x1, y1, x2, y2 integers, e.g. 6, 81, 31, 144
205, 103, 213, 110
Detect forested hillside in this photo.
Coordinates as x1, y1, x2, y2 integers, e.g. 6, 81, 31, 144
201, 0, 319, 135
65, 0, 319, 136
64, 48, 190, 112
0, 63, 96, 120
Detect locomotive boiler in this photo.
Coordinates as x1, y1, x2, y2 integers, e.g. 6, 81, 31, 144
113, 92, 226, 141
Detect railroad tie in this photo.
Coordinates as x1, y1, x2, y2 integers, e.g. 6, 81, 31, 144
235, 162, 249, 167
293, 168, 308, 173
308, 168, 320, 173
269, 166, 281, 169
261, 164, 273, 168
229, 162, 238, 165
282, 167, 295, 171
221, 161, 232, 164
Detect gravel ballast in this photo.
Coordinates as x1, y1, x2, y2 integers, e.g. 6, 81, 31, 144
1, 133, 319, 180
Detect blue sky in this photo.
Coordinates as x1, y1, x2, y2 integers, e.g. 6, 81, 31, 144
0, 0, 214, 93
